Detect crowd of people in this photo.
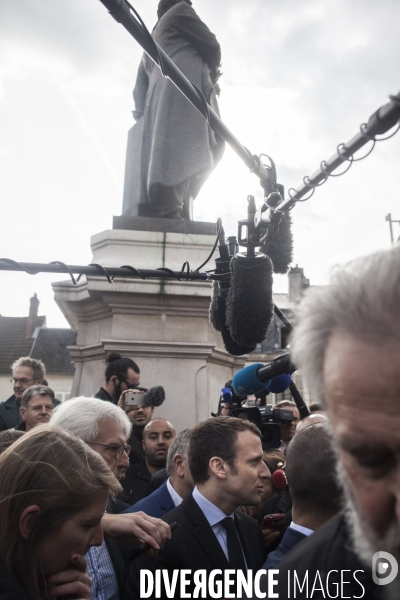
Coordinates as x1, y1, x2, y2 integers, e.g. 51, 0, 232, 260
1, 243, 399, 600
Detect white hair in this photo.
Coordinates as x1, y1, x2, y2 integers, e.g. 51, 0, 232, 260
50, 397, 131, 442
291, 244, 400, 407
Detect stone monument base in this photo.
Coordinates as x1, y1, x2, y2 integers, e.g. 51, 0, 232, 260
53, 216, 246, 432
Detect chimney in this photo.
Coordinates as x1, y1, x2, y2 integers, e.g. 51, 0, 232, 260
26, 294, 39, 338
288, 265, 309, 304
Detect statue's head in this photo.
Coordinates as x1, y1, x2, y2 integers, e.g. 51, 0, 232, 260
157, 0, 192, 20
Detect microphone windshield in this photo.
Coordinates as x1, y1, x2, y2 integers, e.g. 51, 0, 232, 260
267, 373, 292, 394
261, 212, 293, 274
226, 253, 274, 347
232, 363, 269, 395
209, 280, 222, 332
272, 469, 287, 490
221, 387, 233, 402
143, 386, 165, 407
218, 296, 256, 356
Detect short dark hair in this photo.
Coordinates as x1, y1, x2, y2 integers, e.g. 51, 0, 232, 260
188, 416, 261, 484
104, 353, 140, 383
285, 423, 342, 516
21, 385, 55, 410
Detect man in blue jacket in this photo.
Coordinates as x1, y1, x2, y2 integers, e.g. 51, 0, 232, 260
263, 422, 342, 569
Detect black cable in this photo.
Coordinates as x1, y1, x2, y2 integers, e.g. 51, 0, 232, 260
0, 260, 208, 282
50, 261, 77, 285
195, 218, 223, 272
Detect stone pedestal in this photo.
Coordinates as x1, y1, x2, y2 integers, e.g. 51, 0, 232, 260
53, 217, 246, 432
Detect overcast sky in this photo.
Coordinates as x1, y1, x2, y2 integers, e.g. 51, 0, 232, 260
0, 0, 399, 327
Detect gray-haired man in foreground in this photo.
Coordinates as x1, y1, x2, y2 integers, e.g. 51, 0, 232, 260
255, 244, 400, 599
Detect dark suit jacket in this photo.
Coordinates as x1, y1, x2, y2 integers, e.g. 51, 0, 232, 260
252, 512, 378, 599
119, 459, 152, 505
93, 387, 116, 404
105, 497, 129, 600
128, 427, 145, 465
126, 492, 267, 599
263, 526, 307, 569
0, 396, 21, 431
124, 479, 175, 518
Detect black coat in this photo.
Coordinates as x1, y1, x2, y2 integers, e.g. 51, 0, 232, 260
93, 387, 116, 404
0, 566, 32, 600
0, 396, 21, 431
253, 512, 379, 599
119, 459, 152, 506
128, 427, 145, 465
105, 497, 129, 600
127, 492, 267, 599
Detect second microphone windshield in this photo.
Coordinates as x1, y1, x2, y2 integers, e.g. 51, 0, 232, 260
226, 253, 274, 348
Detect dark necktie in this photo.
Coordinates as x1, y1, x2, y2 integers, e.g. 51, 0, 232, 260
220, 516, 247, 572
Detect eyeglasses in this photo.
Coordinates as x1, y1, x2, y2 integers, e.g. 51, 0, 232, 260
115, 374, 141, 389
11, 378, 35, 385
86, 442, 131, 460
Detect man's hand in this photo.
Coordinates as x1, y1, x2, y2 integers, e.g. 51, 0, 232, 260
102, 512, 171, 554
118, 388, 145, 409
45, 554, 91, 599
261, 527, 281, 549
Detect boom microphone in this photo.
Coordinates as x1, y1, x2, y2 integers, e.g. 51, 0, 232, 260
226, 253, 274, 347
209, 225, 256, 356
267, 373, 292, 394
261, 211, 293, 275
208, 280, 221, 331
225, 196, 274, 348
232, 353, 296, 395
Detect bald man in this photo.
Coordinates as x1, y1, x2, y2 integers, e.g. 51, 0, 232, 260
120, 418, 176, 505
296, 413, 328, 434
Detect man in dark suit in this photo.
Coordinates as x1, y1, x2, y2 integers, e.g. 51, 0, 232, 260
124, 429, 193, 518
263, 422, 342, 569
127, 416, 268, 598
255, 512, 377, 599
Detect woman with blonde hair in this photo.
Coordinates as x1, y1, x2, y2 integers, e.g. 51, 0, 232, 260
0, 425, 121, 600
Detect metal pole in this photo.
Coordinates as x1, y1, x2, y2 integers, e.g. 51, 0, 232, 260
386, 213, 394, 244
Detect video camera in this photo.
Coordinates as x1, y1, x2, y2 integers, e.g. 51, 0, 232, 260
213, 381, 293, 449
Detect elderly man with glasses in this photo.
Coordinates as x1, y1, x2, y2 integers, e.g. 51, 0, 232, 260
50, 397, 170, 600
0, 356, 46, 431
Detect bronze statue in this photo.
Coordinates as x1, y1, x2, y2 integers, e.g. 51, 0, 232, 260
122, 0, 224, 220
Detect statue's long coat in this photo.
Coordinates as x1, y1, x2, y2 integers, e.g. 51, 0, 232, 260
131, 2, 225, 211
